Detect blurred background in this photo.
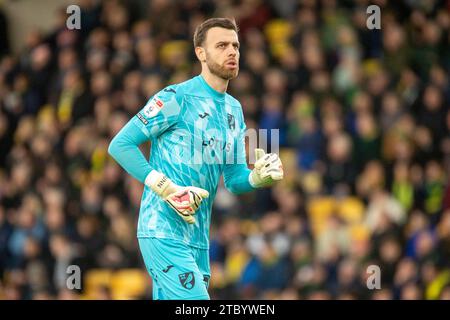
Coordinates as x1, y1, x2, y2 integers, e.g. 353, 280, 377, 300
0, 0, 449, 300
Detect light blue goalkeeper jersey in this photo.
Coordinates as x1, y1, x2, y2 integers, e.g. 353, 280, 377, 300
108, 75, 254, 249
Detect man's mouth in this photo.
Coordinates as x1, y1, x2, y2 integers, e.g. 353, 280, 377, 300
225, 60, 238, 68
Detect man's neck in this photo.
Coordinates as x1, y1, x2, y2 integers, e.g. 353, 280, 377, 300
200, 71, 229, 93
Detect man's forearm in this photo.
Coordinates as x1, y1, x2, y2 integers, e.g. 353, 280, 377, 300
223, 164, 255, 194
108, 120, 153, 184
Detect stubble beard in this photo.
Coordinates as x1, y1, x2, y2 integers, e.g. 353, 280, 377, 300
205, 52, 239, 80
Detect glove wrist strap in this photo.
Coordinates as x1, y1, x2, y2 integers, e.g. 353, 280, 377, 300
249, 171, 259, 188
145, 170, 173, 198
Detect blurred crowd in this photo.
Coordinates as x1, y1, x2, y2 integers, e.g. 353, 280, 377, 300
0, 0, 449, 300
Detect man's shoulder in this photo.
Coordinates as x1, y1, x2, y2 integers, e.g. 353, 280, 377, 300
160, 77, 243, 108
159, 76, 200, 99
160, 79, 189, 96
154, 77, 197, 104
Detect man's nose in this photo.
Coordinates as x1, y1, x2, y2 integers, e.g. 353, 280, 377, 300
227, 46, 237, 57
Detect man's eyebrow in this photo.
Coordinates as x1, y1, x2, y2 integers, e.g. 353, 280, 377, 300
216, 41, 240, 47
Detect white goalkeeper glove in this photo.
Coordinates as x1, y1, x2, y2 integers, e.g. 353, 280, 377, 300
145, 170, 209, 224
249, 149, 284, 188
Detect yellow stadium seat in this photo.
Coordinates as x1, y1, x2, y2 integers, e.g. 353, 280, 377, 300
337, 197, 365, 224
110, 269, 149, 300
264, 19, 294, 59
307, 197, 336, 237
264, 19, 293, 43
308, 197, 335, 218
84, 269, 113, 297
159, 40, 190, 66
348, 224, 370, 242
225, 249, 250, 283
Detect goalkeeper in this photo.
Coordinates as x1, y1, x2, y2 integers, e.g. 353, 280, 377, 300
108, 18, 283, 300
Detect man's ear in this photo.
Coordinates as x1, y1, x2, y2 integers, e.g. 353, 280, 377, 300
195, 47, 206, 63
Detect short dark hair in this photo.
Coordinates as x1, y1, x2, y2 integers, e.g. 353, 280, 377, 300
193, 17, 239, 47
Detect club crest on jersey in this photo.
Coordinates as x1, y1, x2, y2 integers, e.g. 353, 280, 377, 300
178, 272, 195, 290
143, 97, 164, 118
227, 113, 235, 131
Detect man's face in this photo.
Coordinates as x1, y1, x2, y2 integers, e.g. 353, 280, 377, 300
201, 27, 240, 80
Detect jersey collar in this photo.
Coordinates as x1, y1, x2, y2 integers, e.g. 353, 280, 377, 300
198, 75, 226, 100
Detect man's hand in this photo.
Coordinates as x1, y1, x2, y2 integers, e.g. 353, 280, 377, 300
145, 170, 209, 224
249, 149, 284, 188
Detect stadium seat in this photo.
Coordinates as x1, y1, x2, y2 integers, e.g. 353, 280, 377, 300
307, 197, 336, 237
225, 248, 250, 283
264, 19, 293, 58
84, 269, 113, 297
109, 269, 149, 300
337, 197, 365, 224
